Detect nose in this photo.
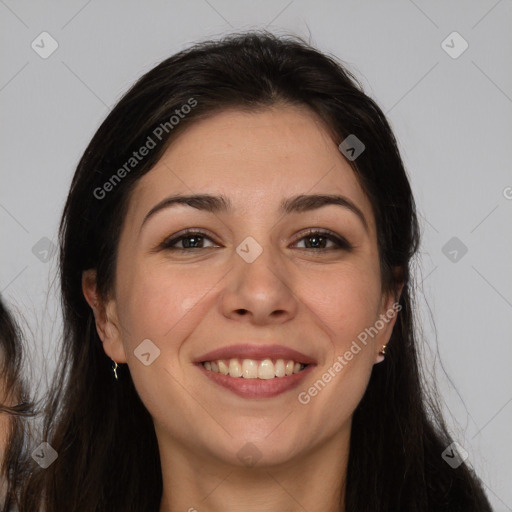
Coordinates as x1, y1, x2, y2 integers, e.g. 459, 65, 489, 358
219, 241, 299, 326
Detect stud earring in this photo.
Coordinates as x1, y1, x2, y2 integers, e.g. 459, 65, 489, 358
375, 344, 387, 364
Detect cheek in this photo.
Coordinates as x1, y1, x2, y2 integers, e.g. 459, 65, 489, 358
305, 263, 382, 347
117, 262, 220, 347
114, 265, 213, 422
297, 266, 381, 432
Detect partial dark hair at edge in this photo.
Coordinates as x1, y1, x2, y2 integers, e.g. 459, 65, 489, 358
17, 30, 491, 511
0, 297, 35, 512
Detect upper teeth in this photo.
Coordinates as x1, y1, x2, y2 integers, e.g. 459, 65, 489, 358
202, 358, 306, 379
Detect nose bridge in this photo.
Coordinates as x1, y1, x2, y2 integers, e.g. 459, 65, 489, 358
234, 232, 283, 289
230, 204, 280, 267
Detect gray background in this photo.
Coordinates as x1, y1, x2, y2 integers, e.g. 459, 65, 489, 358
1, 1, 511, 509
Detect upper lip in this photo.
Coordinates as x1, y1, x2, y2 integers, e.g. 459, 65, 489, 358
193, 343, 317, 365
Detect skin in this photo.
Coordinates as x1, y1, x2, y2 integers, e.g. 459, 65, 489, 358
83, 105, 402, 512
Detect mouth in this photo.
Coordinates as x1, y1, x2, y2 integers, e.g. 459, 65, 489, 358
193, 343, 317, 398
196, 358, 314, 399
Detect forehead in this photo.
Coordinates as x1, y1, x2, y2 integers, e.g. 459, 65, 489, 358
126, 105, 375, 231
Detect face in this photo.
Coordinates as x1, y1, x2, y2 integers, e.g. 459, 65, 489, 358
83, 105, 400, 469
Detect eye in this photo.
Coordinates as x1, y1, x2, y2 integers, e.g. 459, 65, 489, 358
292, 229, 352, 251
160, 229, 219, 251
159, 228, 352, 252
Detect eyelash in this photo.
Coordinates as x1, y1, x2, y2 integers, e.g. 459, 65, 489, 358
160, 228, 352, 252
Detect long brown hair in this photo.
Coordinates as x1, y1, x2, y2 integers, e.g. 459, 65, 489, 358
17, 31, 491, 511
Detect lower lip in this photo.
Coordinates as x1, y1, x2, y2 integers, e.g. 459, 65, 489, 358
196, 363, 315, 398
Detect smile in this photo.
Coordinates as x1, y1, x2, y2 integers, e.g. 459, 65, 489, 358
197, 359, 314, 399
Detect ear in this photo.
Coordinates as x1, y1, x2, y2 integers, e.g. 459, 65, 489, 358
374, 271, 404, 364
81, 269, 127, 364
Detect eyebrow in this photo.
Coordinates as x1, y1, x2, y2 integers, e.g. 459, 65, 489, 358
141, 193, 369, 232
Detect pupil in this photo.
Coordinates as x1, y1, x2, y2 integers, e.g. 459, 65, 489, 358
307, 235, 325, 249
184, 235, 202, 248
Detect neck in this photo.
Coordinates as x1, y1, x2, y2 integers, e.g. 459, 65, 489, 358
157, 426, 349, 512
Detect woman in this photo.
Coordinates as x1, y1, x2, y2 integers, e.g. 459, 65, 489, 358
18, 31, 491, 511
0, 297, 33, 512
